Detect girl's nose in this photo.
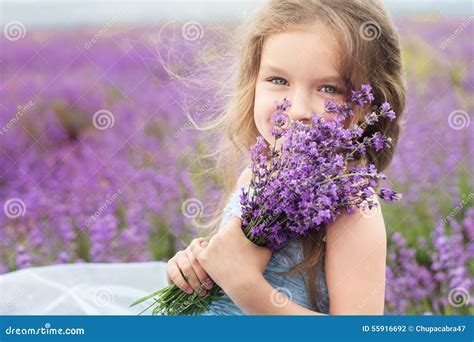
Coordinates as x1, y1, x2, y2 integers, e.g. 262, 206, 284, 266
289, 110, 312, 124
287, 91, 313, 124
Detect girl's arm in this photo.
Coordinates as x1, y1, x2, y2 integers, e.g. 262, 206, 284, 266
324, 198, 387, 315
225, 274, 326, 315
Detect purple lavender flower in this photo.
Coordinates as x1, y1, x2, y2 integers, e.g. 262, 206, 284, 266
380, 102, 396, 120
378, 188, 402, 202
324, 100, 354, 119
351, 84, 375, 106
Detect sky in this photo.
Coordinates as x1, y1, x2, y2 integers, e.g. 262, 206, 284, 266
0, 0, 472, 29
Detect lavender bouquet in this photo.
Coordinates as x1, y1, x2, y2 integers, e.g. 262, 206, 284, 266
130, 84, 402, 315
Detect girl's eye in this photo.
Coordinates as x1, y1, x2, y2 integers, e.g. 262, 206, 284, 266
320, 85, 340, 94
268, 76, 289, 86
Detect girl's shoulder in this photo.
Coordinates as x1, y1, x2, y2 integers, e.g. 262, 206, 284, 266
326, 187, 386, 249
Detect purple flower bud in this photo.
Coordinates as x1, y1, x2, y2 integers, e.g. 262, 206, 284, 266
351, 84, 375, 106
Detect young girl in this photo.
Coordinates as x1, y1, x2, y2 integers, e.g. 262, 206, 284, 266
166, 0, 406, 315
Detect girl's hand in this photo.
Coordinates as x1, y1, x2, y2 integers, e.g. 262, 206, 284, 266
166, 238, 214, 297
191, 217, 272, 293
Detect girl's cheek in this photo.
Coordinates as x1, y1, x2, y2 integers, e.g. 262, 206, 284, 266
323, 111, 338, 121
254, 107, 273, 141
254, 89, 276, 139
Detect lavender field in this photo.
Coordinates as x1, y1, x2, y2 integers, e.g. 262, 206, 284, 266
0, 16, 473, 315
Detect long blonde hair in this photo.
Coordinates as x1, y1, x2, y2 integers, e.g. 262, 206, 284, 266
192, 0, 406, 311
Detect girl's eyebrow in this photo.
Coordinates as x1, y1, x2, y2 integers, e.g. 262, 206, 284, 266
261, 64, 342, 83
260, 64, 289, 75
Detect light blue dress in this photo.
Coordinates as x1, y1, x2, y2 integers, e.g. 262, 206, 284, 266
200, 182, 330, 315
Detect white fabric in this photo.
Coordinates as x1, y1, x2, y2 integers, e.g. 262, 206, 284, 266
0, 261, 169, 315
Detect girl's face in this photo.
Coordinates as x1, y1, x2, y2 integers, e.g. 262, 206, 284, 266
254, 23, 345, 144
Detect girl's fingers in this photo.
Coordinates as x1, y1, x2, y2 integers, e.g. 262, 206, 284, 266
194, 237, 206, 244
185, 248, 214, 291
167, 258, 193, 294
189, 239, 214, 290
176, 252, 202, 293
